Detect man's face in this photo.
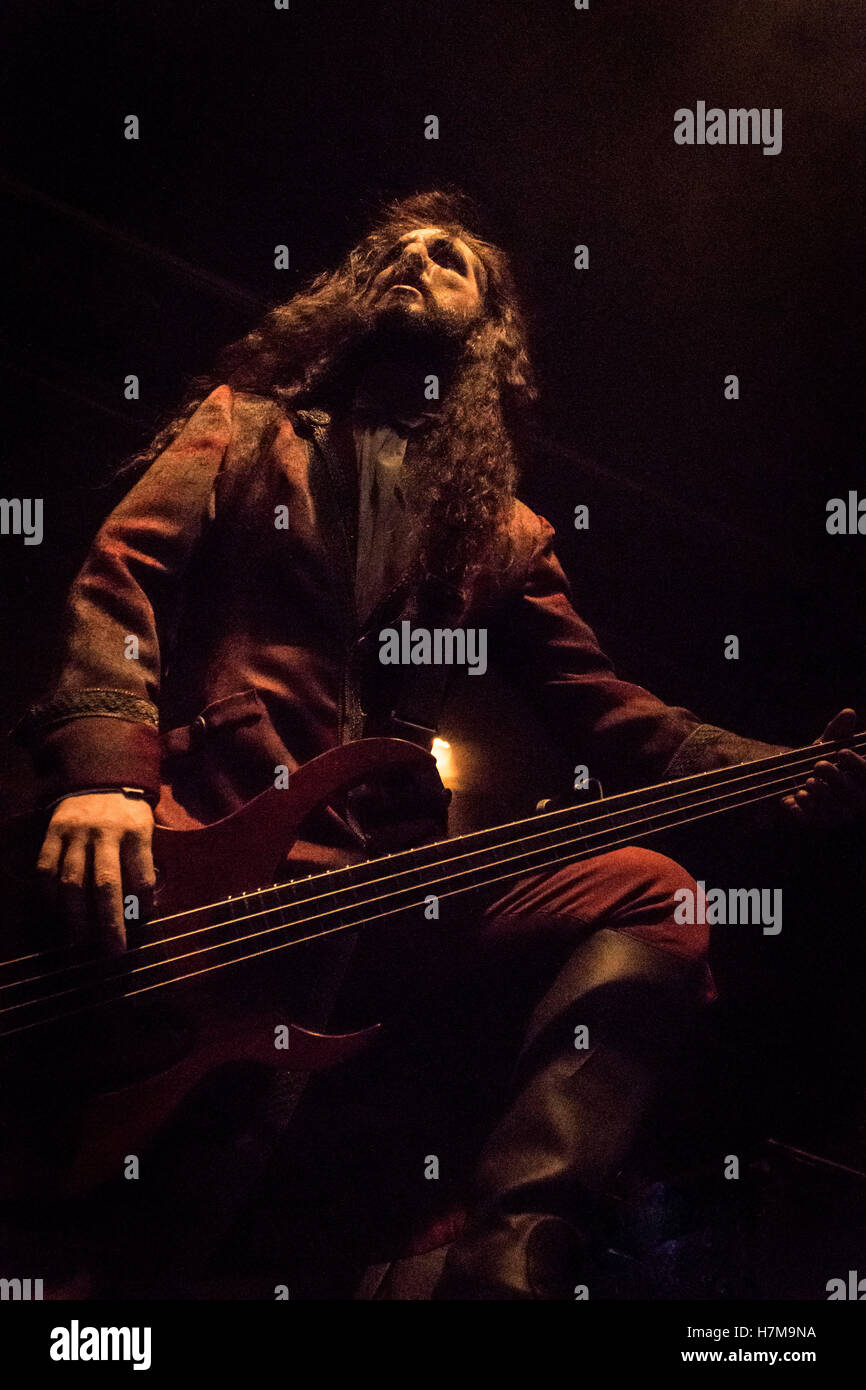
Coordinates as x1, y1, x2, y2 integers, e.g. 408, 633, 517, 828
364, 225, 486, 335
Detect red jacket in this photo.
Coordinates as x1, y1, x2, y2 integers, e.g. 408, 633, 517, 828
14, 385, 783, 845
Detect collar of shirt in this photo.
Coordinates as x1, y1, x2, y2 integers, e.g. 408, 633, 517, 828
350, 386, 440, 434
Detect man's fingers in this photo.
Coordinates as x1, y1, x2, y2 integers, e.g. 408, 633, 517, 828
58, 836, 91, 942
817, 708, 857, 744
37, 794, 155, 951
36, 827, 64, 896
781, 793, 810, 827
800, 777, 840, 828
812, 759, 860, 813
838, 748, 866, 802
781, 719, 866, 830
91, 836, 127, 954
122, 832, 157, 923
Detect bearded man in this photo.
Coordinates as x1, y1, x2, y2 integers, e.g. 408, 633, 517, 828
16, 190, 866, 1299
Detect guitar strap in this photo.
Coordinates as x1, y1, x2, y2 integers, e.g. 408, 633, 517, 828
383, 575, 465, 750
386, 656, 452, 750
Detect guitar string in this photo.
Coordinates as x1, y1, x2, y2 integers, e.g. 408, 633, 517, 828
0, 757, 852, 1034
0, 742, 843, 989
2, 736, 856, 982
0, 777, 821, 1038
0, 738, 860, 1007
135, 735, 866, 930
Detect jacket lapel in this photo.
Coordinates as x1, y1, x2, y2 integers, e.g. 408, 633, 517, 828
297, 408, 360, 638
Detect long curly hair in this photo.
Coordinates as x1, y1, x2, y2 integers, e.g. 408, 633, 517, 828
128, 189, 537, 584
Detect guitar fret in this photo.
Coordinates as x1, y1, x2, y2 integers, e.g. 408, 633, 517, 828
7, 736, 865, 1043
200, 736, 864, 961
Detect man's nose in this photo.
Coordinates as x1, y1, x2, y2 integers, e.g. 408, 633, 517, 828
399, 242, 428, 274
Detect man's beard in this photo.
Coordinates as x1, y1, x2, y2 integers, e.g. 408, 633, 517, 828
325, 295, 517, 586
369, 304, 517, 586
342, 297, 474, 426
363, 295, 473, 366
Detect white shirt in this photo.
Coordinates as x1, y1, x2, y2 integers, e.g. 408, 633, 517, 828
352, 418, 415, 623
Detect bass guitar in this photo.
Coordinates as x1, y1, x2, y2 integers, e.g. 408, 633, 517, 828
1, 731, 860, 1199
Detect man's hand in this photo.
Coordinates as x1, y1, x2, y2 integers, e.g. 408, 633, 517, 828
781, 708, 866, 828
37, 792, 156, 954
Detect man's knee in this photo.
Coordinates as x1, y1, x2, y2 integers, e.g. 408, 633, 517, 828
479, 845, 709, 964
600, 844, 695, 895
559, 845, 709, 961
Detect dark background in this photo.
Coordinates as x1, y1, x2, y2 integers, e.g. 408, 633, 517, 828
1, 0, 865, 1293
2, 0, 864, 801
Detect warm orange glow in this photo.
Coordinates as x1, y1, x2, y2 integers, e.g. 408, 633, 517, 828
432, 736, 454, 780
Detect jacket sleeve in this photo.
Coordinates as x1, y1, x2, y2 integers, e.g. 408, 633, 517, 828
497, 512, 787, 794
13, 385, 235, 807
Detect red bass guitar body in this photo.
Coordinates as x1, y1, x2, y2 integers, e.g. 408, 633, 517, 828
0, 737, 434, 1201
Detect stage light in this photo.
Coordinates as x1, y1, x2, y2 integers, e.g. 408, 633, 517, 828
432, 736, 454, 780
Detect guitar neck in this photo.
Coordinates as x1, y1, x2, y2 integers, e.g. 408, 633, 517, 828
3, 736, 861, 1043
244, 735, 863, 947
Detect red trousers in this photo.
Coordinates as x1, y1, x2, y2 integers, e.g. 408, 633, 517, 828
477, 846, 715, 1004
337, 843, 715, 1037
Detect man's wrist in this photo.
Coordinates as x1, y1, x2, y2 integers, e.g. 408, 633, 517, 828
45, 785, 149, 812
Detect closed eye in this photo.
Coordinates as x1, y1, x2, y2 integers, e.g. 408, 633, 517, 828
375, 236, 468, 276
430, 239, 466, 272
